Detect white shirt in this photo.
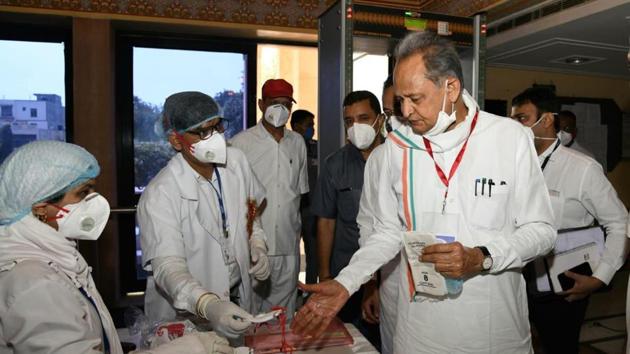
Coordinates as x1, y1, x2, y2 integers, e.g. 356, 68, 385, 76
231, 122, 309, 255
337, 91, 556, 353
138, 148, 266, 323
540, 140, 628, 284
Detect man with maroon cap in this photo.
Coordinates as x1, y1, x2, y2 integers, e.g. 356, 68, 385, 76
231, 79, 309, 316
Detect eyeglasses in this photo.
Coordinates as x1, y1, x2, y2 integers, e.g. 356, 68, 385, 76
187, 119, 228, 140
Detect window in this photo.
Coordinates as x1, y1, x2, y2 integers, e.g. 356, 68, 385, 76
132, 47, 249, 193
0, 24, 71, 164
116, 34, 256, 295
0, 105, 11, 117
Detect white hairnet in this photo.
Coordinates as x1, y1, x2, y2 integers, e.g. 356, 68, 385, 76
0, 140, 100, 225
160, 91, 223, 135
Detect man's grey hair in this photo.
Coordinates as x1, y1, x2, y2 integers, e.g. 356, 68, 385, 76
394, 31, 464, 88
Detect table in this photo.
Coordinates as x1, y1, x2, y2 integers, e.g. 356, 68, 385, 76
118, 323, 379, 354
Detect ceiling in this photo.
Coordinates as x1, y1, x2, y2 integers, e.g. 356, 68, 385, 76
486, 0, 630, 79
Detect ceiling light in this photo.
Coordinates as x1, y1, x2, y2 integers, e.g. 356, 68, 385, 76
564, 56, 589, 65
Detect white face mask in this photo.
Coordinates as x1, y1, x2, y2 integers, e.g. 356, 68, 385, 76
190, 132, 227, 164
558, 130, 573, 146
423, 81, 456, 137
55, 193, 110, 241
348, 118, 378, 150
264, 104, 290, 127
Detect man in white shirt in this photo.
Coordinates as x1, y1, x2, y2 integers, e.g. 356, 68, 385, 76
511, 87, 629, 354
293, 31, 556, 353
231, 79, 309, 316
138, 92, 271, 342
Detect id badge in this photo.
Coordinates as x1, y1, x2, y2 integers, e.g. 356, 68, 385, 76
420, 212, 460, 237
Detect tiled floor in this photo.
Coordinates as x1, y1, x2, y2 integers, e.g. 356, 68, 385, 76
578, 268, 628, 354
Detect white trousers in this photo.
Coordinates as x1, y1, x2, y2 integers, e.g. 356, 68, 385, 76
252, 254, 299, 317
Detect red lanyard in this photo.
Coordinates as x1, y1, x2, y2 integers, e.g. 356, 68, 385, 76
422, 110, 479, 214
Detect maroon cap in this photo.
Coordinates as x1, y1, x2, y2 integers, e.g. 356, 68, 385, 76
262, 79, 296, 102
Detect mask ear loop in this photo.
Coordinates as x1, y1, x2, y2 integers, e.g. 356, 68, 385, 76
46, 204, 70, 222
441, 80, 449, 112
442, 80, 456, 116
173, 131, 195, 154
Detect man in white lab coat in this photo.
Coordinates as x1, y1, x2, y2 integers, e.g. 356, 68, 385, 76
139, 92, 271, 342
293, 31, 556, 354
231, 79, 309, 316
511, 87, 629, 354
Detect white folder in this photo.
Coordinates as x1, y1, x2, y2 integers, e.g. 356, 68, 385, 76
534, 226, 605, 293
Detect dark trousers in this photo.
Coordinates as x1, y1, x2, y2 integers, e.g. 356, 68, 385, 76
338, 287, 381, 351
528, 293, 589, 354
301, 206, 318, 284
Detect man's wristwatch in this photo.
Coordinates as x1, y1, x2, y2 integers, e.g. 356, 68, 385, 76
476, 246, 493, 271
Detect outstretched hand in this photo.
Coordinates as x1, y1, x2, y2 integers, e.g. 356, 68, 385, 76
291, 281, 350, 338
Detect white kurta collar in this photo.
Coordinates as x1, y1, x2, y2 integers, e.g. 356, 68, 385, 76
395, 90, 479, 153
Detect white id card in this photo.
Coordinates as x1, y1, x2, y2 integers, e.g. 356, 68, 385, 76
403, 231, 448, 297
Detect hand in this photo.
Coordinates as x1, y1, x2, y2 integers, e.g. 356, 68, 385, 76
361, 279, 380, 324
291, 281, 350, 338
200, 297, 252, 340
558, 272, 604, 302
318, 274, 332, 282
249, 238, 270, 281
420, 242, 483, 278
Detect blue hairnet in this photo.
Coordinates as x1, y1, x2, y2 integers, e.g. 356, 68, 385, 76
160, 91, 223, 135
0, 140, 100, 225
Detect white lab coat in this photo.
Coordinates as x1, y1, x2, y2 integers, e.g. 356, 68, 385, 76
0, 215, 122, 354
539, 141, 628, 284
139, 148, 266, 324
337, 91, 556, 353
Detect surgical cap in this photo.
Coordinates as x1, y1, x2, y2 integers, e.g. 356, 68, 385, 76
161, 91, 223, 134
0, 140, 100, 225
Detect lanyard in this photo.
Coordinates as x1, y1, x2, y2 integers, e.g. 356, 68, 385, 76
78, 287, 110, 353
422, 110, 479, 214
540, 139, 561, 171
208, 167, 228, 238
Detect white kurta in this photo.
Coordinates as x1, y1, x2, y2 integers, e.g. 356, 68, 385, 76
357, 147, 401, 354
337, 92, 556, 354
139, 148, 266, 323
230, 122, 309, 255
539, 141, 628, 284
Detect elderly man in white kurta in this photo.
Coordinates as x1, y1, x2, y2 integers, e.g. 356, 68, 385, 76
231, 79, 309, 316
293, 31, 556, 354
